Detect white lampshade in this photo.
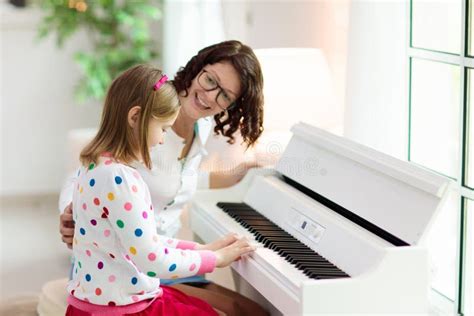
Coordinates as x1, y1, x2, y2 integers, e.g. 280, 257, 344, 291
254, 48, 334, 132
250, 48, 335, 166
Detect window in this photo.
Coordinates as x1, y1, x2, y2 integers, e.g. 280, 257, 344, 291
409, 0, 472, 313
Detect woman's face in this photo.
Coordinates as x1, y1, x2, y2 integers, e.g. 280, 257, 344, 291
179, 61, 242, 120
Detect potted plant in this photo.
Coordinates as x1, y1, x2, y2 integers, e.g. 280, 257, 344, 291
36, 0, 162, 102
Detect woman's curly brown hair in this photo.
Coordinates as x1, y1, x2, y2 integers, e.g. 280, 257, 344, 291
173, 40, 264, 147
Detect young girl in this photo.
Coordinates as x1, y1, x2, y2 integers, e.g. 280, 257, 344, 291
66, 65, 256, 315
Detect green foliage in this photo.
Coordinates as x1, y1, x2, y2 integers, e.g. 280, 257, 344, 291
36, 0, 162, 102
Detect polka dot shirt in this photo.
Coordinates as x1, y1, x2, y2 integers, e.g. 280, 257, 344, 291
67, 158, 216, 306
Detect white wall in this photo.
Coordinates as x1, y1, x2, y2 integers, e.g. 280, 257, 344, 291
0, 5, 102, 196
224, 0, 348, 134
344, 0, 409, 160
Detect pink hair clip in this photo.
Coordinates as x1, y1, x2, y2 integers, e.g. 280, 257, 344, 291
153, 74, 168, 90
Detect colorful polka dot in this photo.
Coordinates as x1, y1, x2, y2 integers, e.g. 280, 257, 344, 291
164, 248, 169, 254
86, 250, 91, 257
142, 211, 148, 219
102, 207, 109, 219
131, 277, 138, 285
82, 203, 87, 210
133, 171, 140, 179
132, 185, 138, 193
125, 254, 131, 261
107, 193, 115, 201
90, 219, 97, 226
88, 163, 95, 170
89, 179, 95, 187
134, 229, 143, 237
104, 229, 111, 237
148, 253, 156, 261
85, 274, 91, 282
80, 187, 83, 193
147, 271, 156, 277
78, 261, 82, 268
79, 228, 86, 235
132, 295, 139, 302
167, 239, 173, 244
116, 220, 124, 228
129, 247, 137, 255
108, 301, 116, 307
109, 253, 115, 259
115, 176, 122, 184
169, 264, 177, 272
124, 202, 133, 211
98, 261, 104, 269
95, 288, 102, 296
93, 198, 100, 205
108, 275, 116, 282
171, 275, 179, 279
189, 263, 196, 271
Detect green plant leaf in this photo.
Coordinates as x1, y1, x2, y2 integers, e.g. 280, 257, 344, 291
36, 0, 163, 102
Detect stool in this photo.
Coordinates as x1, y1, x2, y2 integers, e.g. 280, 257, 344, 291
37, 278, 68, 316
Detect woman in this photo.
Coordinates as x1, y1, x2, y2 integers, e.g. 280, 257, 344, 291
59, 40, 266, 314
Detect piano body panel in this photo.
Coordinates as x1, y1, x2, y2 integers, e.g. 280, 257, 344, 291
301, 246, 430, 314
281, 123, 449, 246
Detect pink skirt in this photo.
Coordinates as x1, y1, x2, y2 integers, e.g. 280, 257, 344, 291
66, 285, 218, 316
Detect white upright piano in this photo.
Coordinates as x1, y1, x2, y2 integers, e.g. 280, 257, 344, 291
190, 122, 450, 315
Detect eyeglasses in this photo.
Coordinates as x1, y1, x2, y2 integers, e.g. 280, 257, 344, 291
197, 69, 236, 110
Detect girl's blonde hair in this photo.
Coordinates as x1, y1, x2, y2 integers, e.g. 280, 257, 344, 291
80, 65, 180, 169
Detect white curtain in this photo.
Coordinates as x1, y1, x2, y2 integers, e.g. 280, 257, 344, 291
163, 0, 226, 77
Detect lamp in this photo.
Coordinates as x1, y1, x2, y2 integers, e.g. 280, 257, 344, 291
253, 48, 335, 165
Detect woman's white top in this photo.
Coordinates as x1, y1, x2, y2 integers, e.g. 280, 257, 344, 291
59, 118, 213, 237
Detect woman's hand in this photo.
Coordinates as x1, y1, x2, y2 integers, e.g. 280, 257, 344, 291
60, 202, 75, 249
195, 233, 239, 251
215, 237, 256, 268
209, 161, 261, 189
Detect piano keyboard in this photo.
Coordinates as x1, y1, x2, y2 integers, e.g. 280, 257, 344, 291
216, 202, 350, 280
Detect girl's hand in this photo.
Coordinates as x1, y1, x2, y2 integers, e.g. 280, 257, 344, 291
215, 237, 256, 268
195, 233, 239, 251
60, 202, 75, 249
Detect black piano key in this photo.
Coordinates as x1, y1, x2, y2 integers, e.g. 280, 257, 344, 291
296, 262, 335, 271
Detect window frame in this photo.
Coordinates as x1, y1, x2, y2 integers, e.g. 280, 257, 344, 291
408, 0, 471, 314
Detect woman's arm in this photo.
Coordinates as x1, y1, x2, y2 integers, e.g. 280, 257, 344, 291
209, 161, 259, 189
59, 170, 79, 248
